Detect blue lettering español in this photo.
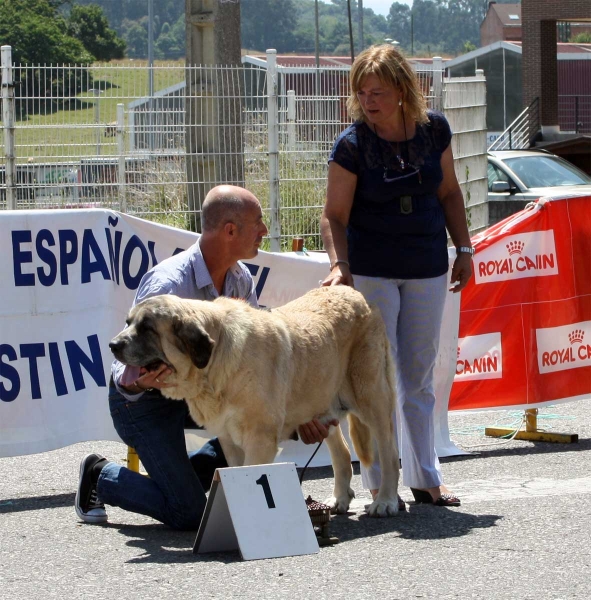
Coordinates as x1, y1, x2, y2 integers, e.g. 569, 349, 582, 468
11, 224, 170, 290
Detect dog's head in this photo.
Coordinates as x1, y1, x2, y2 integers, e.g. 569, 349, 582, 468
109, 295, 215, 371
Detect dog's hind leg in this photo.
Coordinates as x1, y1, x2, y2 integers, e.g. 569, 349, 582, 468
363, 414, 400, 517
323, 424, 355, 514
349, 317, 400, 517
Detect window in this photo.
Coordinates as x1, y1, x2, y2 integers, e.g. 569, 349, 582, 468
487, 163, 510, 191
504, 156, 591, 188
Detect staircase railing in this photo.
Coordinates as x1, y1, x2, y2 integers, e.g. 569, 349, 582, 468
488, 97, 540, 151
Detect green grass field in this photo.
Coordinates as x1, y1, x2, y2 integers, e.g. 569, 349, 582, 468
4, 59, 327, 249
13, 60, 186, 161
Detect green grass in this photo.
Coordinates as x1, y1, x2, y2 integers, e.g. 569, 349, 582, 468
14, 60, 186, 161
4, 59, 328, 250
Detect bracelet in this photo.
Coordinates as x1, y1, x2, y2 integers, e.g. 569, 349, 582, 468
330, 259, 350, 270
456, 246, 475, 256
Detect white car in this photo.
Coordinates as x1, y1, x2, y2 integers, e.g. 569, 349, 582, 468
487, 149, 591, 223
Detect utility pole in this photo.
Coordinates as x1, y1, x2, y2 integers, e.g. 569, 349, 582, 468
410, 10, 414, 56
185, 0, 243, 232
314, 0, 321, 121
148, 0, 154, 152
347, 0, 355, 61
358, 0, 364, 51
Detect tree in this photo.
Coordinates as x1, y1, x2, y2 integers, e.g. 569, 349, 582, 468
0, 0, 91, 64
155, 17, 185, 60
387, 2, 412, 48
124, 22, 148, 59
241, 0, 298, 52
570, 32, 591, 44
67, 4, 126, 61
0, 0, 94, 119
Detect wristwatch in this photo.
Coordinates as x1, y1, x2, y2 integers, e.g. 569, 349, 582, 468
457, 246, 475, 256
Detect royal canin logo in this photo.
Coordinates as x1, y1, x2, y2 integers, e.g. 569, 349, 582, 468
506, 240, 525, 255
474, 231, 558, 284
455, 332, 502, 382
537, 322, 591, 374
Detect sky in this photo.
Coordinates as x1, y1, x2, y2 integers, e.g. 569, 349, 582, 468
360, 0, 412, 17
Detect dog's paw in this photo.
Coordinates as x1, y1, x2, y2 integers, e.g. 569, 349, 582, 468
324, 488, 355, 514
365, 499, 400, 518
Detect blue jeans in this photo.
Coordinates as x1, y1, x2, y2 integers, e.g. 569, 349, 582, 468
96, 385, 227, 530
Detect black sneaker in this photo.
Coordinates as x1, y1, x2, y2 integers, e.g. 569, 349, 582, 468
75, 453, 108, 524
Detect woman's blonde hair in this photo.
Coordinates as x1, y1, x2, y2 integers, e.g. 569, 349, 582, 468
346, 44, 429, 125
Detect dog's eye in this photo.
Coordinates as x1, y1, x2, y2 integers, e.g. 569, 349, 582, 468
137, 320, 155, 334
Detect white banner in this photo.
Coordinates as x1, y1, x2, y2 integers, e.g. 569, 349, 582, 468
0, 209, 462, 461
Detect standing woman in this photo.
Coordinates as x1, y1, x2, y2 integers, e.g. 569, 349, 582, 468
321, 44, 473, 507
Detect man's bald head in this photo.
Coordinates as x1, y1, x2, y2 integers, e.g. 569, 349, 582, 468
201, 185, 260, 232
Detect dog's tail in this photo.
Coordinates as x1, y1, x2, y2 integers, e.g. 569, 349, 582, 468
347, 414, 373, 467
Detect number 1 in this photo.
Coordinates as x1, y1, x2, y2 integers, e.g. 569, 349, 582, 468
255, 474, 276, 509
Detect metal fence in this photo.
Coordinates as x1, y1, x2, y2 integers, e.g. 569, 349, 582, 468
1, 47, 485, 249
558, 94, 591, 134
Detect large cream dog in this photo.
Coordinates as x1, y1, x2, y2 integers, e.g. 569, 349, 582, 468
109, 285, 400, 517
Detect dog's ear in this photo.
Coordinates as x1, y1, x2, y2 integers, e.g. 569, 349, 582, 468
172, 318, 214, 369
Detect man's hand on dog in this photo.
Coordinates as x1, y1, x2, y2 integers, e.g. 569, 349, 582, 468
125, 363, 172, 393
298, 418, 339, 444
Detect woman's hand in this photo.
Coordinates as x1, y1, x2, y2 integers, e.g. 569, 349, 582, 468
321, 263, 355, 287
449, 252, 473, 293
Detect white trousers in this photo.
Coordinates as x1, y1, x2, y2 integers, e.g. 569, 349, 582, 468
355, 273, 447, 490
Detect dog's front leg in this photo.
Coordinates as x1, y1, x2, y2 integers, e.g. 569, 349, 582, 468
324, 425, 354, 514
218, 436, 245, 467
241, 430, 279, 466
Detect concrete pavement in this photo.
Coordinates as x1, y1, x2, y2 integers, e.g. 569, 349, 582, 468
2, 398, 591, 600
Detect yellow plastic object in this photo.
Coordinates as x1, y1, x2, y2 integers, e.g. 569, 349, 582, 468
127, 446, 140, 472
485, 409, 578, 443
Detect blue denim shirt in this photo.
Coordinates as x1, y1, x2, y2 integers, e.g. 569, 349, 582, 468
111, 238, 257, 399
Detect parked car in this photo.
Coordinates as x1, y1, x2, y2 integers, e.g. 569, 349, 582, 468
487, 149, 591, 224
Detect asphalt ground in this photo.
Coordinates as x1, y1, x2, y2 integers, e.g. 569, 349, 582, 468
2, 399, 591, 600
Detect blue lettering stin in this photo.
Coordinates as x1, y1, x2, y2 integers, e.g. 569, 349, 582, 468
19, 343, 46, 400
49, 342, 68, 396
65, 335, 106, 391
0, 344, 20, 402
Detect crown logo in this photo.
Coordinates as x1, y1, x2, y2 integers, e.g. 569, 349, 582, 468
569, 329, 584, 344
506, 240, 525, 255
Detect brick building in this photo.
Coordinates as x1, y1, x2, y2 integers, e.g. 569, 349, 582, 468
522, 0, 591, 136
481, 3, 522, 46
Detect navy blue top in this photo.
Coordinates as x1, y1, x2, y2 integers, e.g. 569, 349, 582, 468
328, 110, 452, 279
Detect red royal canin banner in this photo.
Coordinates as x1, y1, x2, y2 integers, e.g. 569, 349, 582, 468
449, 194, 591, 411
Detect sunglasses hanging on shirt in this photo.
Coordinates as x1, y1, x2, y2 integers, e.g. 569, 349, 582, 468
374, 104, 422, 185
